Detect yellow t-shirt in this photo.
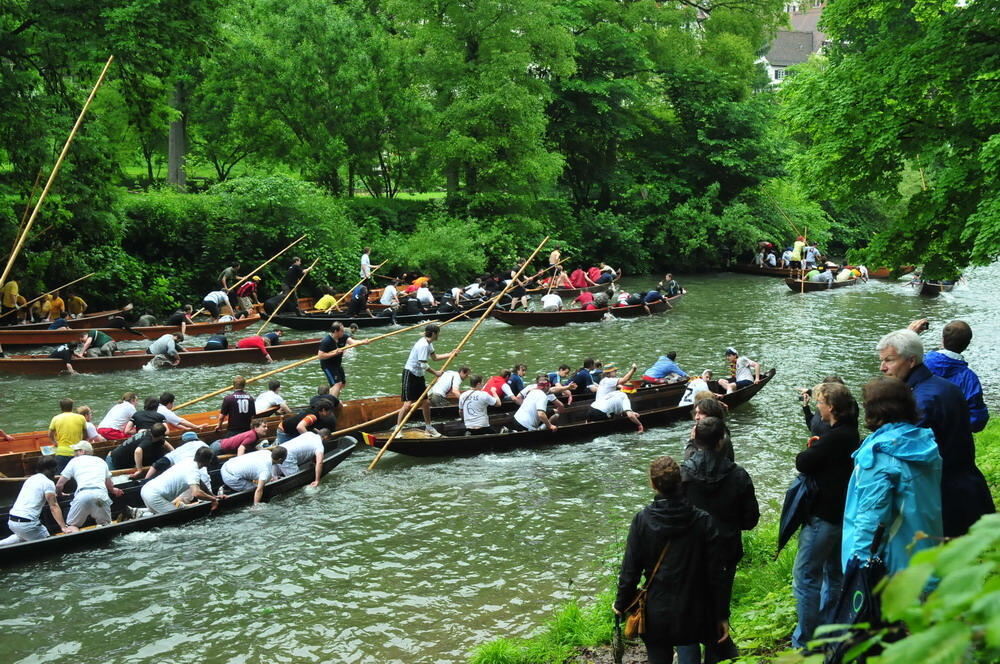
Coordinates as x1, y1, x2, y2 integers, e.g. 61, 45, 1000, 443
67, 296, 87, 315
314, 294, 337, 310
0, 281, 17, 308
49, 412, 86, 457
791, 241, 805, 261
49, 296, 66, 319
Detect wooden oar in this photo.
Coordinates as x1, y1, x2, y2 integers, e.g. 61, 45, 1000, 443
175, 296, 500, 412
255, 257, 320, 335
368, 236, 550, 470
191, 235, 307, 319
325, 261, 388, 313
0, 272, 96, 321
0, 56, 114, 289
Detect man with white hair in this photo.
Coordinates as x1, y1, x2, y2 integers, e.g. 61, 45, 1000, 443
876, 328, 994, 536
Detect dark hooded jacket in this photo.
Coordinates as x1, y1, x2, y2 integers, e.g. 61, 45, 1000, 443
615, 495, 727, 645
682, 449, 760, 562
795, 419, 860, 524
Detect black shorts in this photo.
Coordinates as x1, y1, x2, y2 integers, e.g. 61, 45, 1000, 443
509, 286, 526, 298
466, 427, 496, 436
401, 369, 426, 402
735, 379, 753, 389
323, 365, 346, 386
587, 407, 611, 421
509, 419, 530, 432
203, 300, 221, 318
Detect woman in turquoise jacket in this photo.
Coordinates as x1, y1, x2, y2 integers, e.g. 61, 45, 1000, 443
842, 377, 943, 575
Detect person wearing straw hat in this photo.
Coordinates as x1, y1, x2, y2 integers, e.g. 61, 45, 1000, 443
594, 363, 638, 399
57, 440, 124, 531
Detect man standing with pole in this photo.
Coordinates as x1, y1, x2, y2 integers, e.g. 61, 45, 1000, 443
397, 324, 460, 437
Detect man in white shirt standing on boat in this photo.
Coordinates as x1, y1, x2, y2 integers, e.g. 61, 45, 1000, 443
397, 324, 459, 437
56, 441, 124, 531
360, 247, 372, 279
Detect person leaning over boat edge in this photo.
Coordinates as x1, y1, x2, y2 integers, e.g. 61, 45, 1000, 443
511, 375, 563, 432
0, 456, 71, 545
57, 441, 124, 532
221, 446, 288, 506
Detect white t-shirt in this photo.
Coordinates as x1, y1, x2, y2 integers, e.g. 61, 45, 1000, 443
450, 287, 463, 301
204, 290, 228, 306
616, 292, 630, 305
145, 458, 203, 501
431, 370, 463, 398
85, 422, 99, 440
465, 283, 485, 297
157, 404, 183, 426
595, 376, 620, 400
360, 253, 371, 278
10, 473, 55, 520
405, 338, 434, 376
541, 293, 562, 310
765, 253, 777, 267
734, 357, 754, 383
593, 391, 632, 416
222, 449, 273, 484
459, 389, 499, 429
98, 401, 135, 431
380, 285, 398, 306
514, 388, 556, 429
254, 390, 287, 414
166, 440, 208, 464
415, 287, 434, 305
679, 378, 710, 407
280, 432, 325, 474
61, 455, 111, 492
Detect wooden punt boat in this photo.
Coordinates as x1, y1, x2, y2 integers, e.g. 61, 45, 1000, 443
0, 315, 261, 347
2, 308, 126, 330
0, 337, 323, 376
917, 281, 956, 297
733, 264, 913, 279
364, 369, 774, 457
784, 278, 858, 292
0, 436, 355, 565
491, 296, 677, 327
270, 307, 481, 331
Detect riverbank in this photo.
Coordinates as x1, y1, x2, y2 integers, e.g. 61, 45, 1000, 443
469, 419, 1000, 664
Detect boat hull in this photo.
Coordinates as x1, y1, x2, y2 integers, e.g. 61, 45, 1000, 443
784, 278, 858, 292
491, 296, 678, 327
0, 316, 260, 347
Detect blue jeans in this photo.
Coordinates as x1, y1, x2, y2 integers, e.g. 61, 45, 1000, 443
792, 515, 843, 648
275, 430, 291, 444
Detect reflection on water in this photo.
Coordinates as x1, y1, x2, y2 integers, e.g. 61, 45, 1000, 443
1, 266, 997, 663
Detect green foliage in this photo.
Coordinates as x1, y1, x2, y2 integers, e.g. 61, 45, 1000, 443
975, 420, 1000, 506
378, 210, 487, 282
780, 0, 1000, 278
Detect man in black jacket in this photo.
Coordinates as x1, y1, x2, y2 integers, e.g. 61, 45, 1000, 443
679, 417, 760, 664
615, 456, 729, 664
792, 381, 860, 648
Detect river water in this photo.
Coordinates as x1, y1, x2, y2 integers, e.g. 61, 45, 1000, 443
1, 267, 997, 663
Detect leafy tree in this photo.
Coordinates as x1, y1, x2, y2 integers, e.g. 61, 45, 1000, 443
780, 0, 1000, 278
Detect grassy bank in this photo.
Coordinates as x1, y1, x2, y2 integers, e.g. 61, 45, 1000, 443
468, 419, 1000, 663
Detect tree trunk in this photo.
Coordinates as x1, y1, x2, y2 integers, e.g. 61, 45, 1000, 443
168, 82, 187, 190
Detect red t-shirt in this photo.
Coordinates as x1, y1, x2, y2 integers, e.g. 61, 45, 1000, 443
236, 336, 269, 357
574, 292, 595, 306
216, 429, 260, 453
236, 282, 257, 297
569, 269, 588, 288
587, 267, 602, 283
483, 375, 508, 398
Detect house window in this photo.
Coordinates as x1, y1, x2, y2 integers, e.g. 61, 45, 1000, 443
774, 68, 786, 81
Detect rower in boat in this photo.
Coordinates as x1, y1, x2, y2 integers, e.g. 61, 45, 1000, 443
540, 292, 563, 312
221, 446, 288, 505
507, 364, 528, 396
202, 289, 232, 322
57, 441, 124, 531
381, 279, 402, 310
718, 348, 761, 393
157, 392, 198, 431
147, 332, 185, 368
48, 341, 83, 375
106, 424, 173, 478
283, 256, 312, 291
318, 322, 366, 397
594, 363, 638, 398
574, 291, 597, 310
145, 431, 210, 479
165, 305, 194, 335
210, 420, 268, 456
596, 263, 617, 284
254, 380, 293, 417
49, 398, 87, 471
398, 324, 460, 437
429, 366, 470, 407
140, 447, 218, 514
277, 400, 337, 445
679, 370, 714, 407
642, 352, 688, 386
79, 329, 118, 357
459, 375, 501, 435
511, 375, 564, 432
236, 334, 275, 363
658, 273, 684, 298
570, 359, 599, 396
0, 457, 71, 545
347, 280, 371, 316
216, 376, 256, 434
277, 428, 328, 487
76, 406, 106, 445
127, 397, 167, 434
586, 385, 644, 433
96, 392, 138, 440
484, 370, 522, 405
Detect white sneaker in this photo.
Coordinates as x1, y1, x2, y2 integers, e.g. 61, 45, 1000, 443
424, 426, 442, 438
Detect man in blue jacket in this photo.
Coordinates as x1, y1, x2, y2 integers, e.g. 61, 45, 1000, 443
876, 329, 995, 537
910, 318, 989, 432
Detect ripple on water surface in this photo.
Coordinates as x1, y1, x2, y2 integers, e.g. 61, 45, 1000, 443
1, 267, 998, 663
